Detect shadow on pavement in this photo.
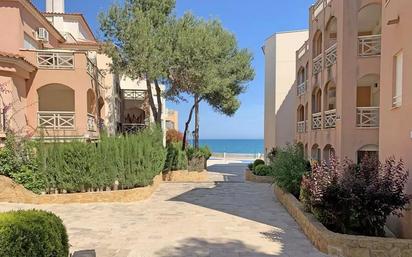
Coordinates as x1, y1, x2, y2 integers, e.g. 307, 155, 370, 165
71, 250, 96, 257
207, 163, 248, 182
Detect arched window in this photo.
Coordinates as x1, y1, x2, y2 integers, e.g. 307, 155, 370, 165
356, 74, 380, 128
87, 89, 96, 115
312, 87, 322, 113
324, 81, 337, 111
357, 144, 379, 164
297, 105, 305, 122
325, 17, 337, 49
313, 30, 323, 57
311, 144, 321, 162
358, 4, 382, 56
323, 144, 335, 163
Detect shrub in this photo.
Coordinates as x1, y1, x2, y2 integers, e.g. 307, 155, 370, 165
247, 163, 254, 171
164, 142, 188, 171
301, 155, 410, 237
166, 129, 184, 145
253, 164, 273, 176
252, 159, 265, 171
267, 147, 278, 164
0, 210, 69, 257
186, 146, 212, 161
271, 144, 309, 198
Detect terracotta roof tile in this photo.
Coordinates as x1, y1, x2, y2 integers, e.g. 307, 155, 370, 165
0, 51, 36, 69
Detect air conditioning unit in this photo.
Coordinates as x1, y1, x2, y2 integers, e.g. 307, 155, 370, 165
37, 28, 49, 42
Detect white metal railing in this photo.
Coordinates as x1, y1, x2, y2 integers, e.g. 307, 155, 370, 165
356, 107, 379, 128
123, 90, 146, 100
87, 57, 105, 89
358, 35, 381, 57
37, 52, 74, 69
312, 112, 322, 130
211, 152, 263, 161
297, 41, 309, 59
325, 44, 337, 67
324, 109, 337, 128
313, 0, 332, 18
87, 113, 96, 132
38, 111, 75, 130
122, 123, 147, 134
393, 95, 402, 108
297, 121, 306, 133
313, 54, 323, 75
297, 82, 306, 96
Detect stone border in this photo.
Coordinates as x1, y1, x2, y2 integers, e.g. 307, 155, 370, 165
244, 169, 273, 183
274, 185, 412, 257
0, 170, 209, 205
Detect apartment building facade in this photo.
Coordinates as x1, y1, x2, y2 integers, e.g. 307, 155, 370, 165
0, 0, 164, 140
292, 0, 411, 238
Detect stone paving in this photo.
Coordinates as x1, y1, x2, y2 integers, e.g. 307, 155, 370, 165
0, 161, 328, 257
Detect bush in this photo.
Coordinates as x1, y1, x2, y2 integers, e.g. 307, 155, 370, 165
271, 144, 309, 198
0, 210, 69, 257
186, 146, 211, 171
166, 129, 184, 145
252, 159, 265, 171
247, 163, 254, 171
301, 155, 410, 237
253, 164, 273, 176
164, 142, 188, 171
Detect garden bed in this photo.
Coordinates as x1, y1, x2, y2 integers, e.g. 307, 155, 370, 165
244, 169, 273, 183
0, 170, 209, 204
274, 185, 412, 257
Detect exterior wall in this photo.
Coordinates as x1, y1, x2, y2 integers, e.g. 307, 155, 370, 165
263, 31, 309, 156
165, 109, 179, 131
380, 0, 412, 239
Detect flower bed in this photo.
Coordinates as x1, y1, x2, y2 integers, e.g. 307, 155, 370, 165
244, 169, 272, 183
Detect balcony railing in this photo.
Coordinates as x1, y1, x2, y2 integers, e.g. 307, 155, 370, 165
324, 109, 337, 128
123, 90, 146, 100
297, 121, 306, 134
38, 111, 75, 130
122, 123, 147, 134
312, 112, 322, 130
297, 41, 309, 60
37, 52, 74, 69
87, 113, 96, 132
358, 35, 381, 57
313, 54, 323, 75
0, 109, 4, 132
313, 0, 332, 18
325, 44, 337, 68
356, 107, 379, 128
297, 81, 306, 97
87, 58, 105, 89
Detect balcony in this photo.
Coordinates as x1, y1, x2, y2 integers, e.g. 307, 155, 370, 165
87, 113, 96, 132
123, 90, 146, 100
313, 54, 323, 75
122, 123, 147, 134
312, 112, 322, 130
356, 107, 379, 128
297, 121, 306, 134
325, 44, 337, 68
297, 81, 306, 97
37, 52, 74, 69
358, 35, 381, 57
324, 109, 337, 128
38, 111, 75, 130
297, 41, 309, 60
313, 0, 332, 18
87, 58, 105, 89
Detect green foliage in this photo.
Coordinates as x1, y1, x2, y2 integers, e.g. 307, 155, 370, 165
186, 146, 212, 161
252, 159, 265, 171
38, 127, 166, 192
247, 163, 254, 171
271, 144, 309, 198
253, 164, 273, 177
165, 142, 188, 171
0, 210, 69, 257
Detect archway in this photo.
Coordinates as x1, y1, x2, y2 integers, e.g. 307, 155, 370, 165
323, 144, 335, 163
357, 144, 379, 164
325, 16, 337, 49
313, 30, 323, 57
311, 144, 321, 162
356, 74, 380, 127
358, 4, 382, 56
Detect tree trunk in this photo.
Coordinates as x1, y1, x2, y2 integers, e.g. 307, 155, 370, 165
182, 97, 203, 151
145, 79, 158, 125
154, 79, 163, 125
194, 94, 200, 149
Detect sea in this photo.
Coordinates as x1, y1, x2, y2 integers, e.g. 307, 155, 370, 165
196, 139, 264, 154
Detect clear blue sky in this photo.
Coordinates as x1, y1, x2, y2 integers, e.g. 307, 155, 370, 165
33, 0, 314, 139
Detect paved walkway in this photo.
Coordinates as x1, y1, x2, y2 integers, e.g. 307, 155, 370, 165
0, 162, 327, 257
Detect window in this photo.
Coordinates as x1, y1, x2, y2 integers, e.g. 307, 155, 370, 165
393, 51, 403, 107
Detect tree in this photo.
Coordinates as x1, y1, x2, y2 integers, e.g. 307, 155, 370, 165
167, 14, 255, 149
99, 0, 176, 125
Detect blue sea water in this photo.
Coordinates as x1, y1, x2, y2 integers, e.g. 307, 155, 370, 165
196, 139, 264, 154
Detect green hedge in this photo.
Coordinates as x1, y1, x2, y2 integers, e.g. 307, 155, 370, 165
164, 142, 188, 171
0, 210, 69, 257
38, 127, 166, 192
253, 164, 273, 176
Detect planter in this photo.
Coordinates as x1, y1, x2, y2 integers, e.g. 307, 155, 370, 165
273, 185, 412, 257
244, 169, 273, 183
162, 170, 208, 183
188, 156, 206, 172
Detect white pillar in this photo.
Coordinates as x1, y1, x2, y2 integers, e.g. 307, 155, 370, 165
46, 0, 65, 13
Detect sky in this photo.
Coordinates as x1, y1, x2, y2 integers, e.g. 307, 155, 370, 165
33, 0, 314, 139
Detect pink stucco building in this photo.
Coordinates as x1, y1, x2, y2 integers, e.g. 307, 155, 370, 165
293, 0, 412, 238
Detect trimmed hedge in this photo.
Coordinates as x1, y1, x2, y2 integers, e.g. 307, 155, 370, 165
253, 164, 273, 176
0, 210, 69, 257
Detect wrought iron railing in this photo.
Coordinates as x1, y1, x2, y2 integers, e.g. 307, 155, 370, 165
324, 109, 337, 128
356, 107, 379, 128
325, 44, 337, 67
122, 123, 147, 134
123, 90, 146, 100
313, 54, 323, 75
358, 35, 381, 57
312, 112, 322, 130
297, 121, 306, 134
297, 81, 306, 97
87, 113, 96, 132
38, 111, 75, 130
37, 52, 74, 69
